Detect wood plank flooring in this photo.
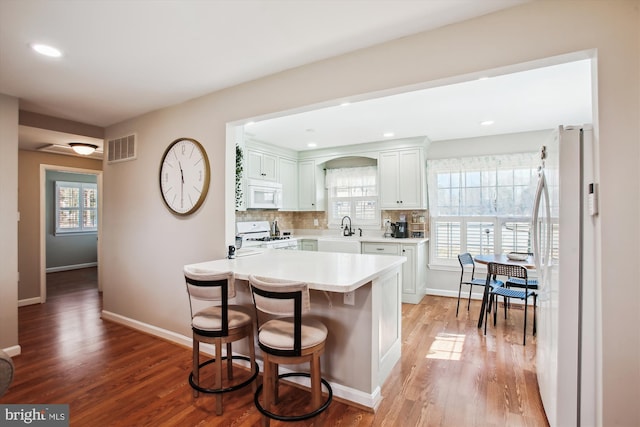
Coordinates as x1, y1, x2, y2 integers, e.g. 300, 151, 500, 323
1, 268, 549, 426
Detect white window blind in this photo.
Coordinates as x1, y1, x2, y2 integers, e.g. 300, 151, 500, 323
55, 181, 98, 234
326, 166, 379, 227
428, 153, 542, 266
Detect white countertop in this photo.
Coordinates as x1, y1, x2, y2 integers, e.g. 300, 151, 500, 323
185, 249, 406, 293
296, 235, 429, 244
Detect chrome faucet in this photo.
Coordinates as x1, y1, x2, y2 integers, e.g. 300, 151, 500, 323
341, 216, 354, 236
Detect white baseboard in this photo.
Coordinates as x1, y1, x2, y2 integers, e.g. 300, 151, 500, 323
2, 345, 21, 358
100, 309, 381, 410
46, 262, 97, 273
18, 297, 42, 307
101, 310, 193, 349
426, 288, 484, 300
425, 288, 526, 305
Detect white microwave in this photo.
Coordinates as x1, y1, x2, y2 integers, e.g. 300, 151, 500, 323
246, 179, 283, 209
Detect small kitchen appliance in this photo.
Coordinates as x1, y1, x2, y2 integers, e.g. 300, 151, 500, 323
246, 179, 283, 209
391, 221, 409, 238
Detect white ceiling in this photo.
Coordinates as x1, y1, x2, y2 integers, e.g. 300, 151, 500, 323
244, 59, 593, 151
0, 0, 593, 157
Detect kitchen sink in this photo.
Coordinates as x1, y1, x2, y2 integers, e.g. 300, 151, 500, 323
316, 237, 361, 254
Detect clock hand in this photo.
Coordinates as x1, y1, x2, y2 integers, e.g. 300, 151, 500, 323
179, 161, 184, 206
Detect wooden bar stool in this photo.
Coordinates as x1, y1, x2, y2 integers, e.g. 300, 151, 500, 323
248, 275, 332, 425
184, 267, 259, 415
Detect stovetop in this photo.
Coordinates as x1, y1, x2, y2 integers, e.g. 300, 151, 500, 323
247, 236, 291, 242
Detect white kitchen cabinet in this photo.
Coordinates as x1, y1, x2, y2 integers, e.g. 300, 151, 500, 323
279, 157, 298, 210
362, 240, 427, 304
361, 242, 400, 255
378, 148, 426, 209
247, 149, 277, 181
299, 239, 318, 251
298, 160, 324, 211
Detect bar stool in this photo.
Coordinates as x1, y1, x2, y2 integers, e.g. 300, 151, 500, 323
248, 275, 332, 425
183, 267, 259, 415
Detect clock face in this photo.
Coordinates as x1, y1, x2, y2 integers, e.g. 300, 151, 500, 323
159, 138, 210, 215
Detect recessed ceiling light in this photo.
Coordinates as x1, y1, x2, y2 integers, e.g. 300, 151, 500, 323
307, 142, 317, 148
31, 43, 62, 58
340, 102, 351, 107
480, 120, 495, 126
383, 132, 395, 138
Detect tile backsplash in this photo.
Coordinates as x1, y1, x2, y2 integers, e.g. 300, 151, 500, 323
235, 210, 428, 234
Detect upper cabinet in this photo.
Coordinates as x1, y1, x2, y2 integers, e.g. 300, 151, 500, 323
298, 160, 324, 211
247, 149, 278, 181
379, 148, 426, 209
279, 157, 298, 211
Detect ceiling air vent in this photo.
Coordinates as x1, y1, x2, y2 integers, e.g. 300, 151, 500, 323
107, 134, 136, 163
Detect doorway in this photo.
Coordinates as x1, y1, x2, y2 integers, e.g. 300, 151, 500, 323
39, 164, 103, 303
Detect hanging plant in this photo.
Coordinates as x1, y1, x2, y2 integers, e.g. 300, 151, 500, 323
235, 144, 244, 209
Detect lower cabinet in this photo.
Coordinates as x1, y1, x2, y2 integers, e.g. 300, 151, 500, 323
299, 239, 318, 251
362, 241, 427, 304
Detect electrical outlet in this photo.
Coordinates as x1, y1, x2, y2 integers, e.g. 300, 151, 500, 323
344, 291, 355, 305
313, 218, 319, 226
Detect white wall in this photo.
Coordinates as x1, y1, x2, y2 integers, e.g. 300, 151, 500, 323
101, 1, 639, 425
428, 129, 554, 159
0, 94, 19, 354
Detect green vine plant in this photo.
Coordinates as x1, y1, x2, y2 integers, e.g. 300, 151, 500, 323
235, 144, 244, 209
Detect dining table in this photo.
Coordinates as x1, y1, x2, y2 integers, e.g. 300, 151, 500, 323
473, 253, 536, 328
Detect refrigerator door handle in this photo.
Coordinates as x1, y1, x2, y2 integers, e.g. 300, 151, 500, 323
532, 170, 546, 273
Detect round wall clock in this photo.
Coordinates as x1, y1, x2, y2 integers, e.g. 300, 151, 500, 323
159, 137, 210, 215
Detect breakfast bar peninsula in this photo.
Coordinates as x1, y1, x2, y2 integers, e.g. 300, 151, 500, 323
184, 249, 406, 410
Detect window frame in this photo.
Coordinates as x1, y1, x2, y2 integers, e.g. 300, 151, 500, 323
325, 166, 380, 229
427, 152, 550, 268
55, 181, 98, 235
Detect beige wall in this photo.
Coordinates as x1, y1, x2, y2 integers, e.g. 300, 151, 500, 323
103, 1, 640, 426
0, 94, 19, 352
17, 151, 102, 300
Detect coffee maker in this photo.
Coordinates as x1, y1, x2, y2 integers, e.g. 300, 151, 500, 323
391, 221, 409, 238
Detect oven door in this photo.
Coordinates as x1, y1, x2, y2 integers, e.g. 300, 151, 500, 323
264, 239, 298, 250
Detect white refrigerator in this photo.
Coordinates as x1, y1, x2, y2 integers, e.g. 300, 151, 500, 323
533, 125, 597, 427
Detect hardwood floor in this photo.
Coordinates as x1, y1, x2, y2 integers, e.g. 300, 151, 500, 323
1, 268, 549, 426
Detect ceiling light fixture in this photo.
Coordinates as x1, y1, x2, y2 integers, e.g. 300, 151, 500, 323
31, 43, 62, 58
307, 142, 317, 148
383, 132, 395, 138
69, 143, 98, 155
480, 120, 495, 126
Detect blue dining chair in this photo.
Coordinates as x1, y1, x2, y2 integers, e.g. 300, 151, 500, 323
456, 253, 503, 317
483, 262, 537, 345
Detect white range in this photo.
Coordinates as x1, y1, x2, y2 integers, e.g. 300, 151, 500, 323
236, 221, 298, 250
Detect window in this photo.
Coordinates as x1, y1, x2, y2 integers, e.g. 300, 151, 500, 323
428, 153, 552, 266
326, 166, 379, 227
55, 181, 98, 234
